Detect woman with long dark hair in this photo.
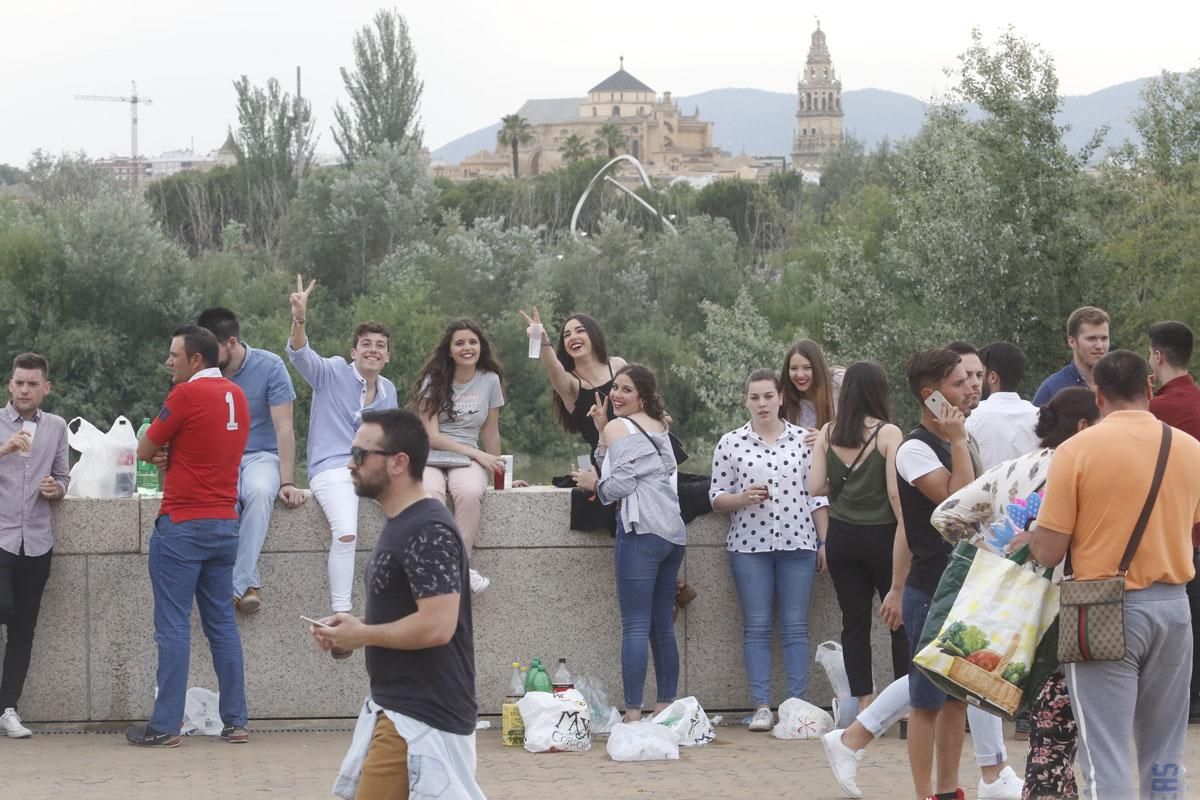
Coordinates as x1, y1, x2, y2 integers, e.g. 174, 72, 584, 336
808, 361, 908, 712
412, 319, 506, 594
572, 364, 686, 721
711, 368, 830, 731
780, 338, 837, 430
519, 308, 627, 454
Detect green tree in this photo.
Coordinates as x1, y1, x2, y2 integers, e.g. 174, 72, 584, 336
592, 123, 627, 158
0, 164, 26, 186
497, 114, 533, 179
286, 143, 434, 300
1121, 67, 1200, 184
560, 133, 590, 163
332, 8, 424, 165
231, 75, 314, 249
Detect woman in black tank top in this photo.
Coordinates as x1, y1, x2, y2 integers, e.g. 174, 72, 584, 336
519, 308, 626, 452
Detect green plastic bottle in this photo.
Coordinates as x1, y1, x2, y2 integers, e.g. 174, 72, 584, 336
135, 419, 160, 492
524, 657, 553, 693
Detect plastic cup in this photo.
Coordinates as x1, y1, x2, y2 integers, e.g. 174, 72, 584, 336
495, 455, 513, 490
527, 324, 544, 358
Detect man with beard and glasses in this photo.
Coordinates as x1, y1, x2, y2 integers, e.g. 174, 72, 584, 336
198, 307, 306, 615
311, 409, 484, 800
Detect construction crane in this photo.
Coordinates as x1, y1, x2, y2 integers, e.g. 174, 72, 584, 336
75, 81, 153, 193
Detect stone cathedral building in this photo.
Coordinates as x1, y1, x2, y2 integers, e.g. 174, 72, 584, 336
792, 24, 845, 170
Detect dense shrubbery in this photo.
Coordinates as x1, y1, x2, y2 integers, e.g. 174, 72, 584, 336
3, 31, 1199, 481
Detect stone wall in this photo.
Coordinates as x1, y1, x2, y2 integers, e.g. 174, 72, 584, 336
10, 490, 897, 722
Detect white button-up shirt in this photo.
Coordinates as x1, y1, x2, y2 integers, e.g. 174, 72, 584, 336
709, 421, 829, 553
965, 391, 1040, 469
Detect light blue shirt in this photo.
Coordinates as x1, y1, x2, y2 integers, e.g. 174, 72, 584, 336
286, 341, 398, 478
229, 343, 296, 455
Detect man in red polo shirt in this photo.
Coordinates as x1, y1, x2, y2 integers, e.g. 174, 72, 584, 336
125, 326, 250, 748
1149, 320, 1200, 724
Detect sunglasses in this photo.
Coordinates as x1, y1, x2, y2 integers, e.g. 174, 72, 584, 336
350, 446, 399, 466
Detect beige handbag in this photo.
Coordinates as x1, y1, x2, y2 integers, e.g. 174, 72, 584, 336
1057, 423, 1171, 663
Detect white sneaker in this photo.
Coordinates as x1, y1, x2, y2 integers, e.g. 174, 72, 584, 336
978, 765, 1024, 800
748, 706, 773, 731
469, 568, 490, 594
1, 707, 31, 739
821, 728, 864, 799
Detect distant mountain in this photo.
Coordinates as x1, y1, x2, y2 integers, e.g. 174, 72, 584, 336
430, 79, 1152, 164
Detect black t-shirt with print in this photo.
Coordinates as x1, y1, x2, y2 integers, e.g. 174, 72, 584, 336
364, 497, 476, 734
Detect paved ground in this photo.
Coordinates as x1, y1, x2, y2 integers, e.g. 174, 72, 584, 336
7, 719, 1200, 799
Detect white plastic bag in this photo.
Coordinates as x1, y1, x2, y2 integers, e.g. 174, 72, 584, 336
517, 690, 591, 753
651, 696, 715, 746
66, 416, 138, 498
181, 687, 222, 736
606, 720, 680, 761
771, 697, 834, 740
815, 640, 858, 728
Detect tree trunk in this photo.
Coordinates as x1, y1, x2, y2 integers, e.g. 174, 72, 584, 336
511, 141, 520, 179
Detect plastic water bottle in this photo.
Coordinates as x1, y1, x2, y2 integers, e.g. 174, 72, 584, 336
135, 418, 160, 492
502, 662, 525, 747
527, 324, 544, 358
552, 658, 574, 694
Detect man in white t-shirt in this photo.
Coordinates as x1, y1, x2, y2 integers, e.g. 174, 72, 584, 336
967, 342, 1039, 470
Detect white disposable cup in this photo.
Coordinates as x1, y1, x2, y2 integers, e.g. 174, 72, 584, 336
527, 324, 544, 358
19, 419, 36, 457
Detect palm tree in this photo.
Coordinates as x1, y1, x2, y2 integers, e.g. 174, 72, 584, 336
592, 123, 627, 159
497, 114, 533, 178
560, 133, 590, 163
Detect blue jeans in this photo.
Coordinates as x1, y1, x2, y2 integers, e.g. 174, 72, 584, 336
148, 516, 247, 733
233, 451, 280, 598
902, 584, 949, 710
728, 549, 817, 706
615, 522, 685, 709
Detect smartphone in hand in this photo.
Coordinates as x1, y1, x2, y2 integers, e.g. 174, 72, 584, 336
301, 615, 332, 628
924, 390, 951, 418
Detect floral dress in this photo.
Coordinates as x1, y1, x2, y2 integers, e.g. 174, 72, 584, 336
932, 447, 1078, 800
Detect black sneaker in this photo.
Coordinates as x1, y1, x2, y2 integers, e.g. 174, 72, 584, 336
220, 725, 249, 743
125, 723, 181, 748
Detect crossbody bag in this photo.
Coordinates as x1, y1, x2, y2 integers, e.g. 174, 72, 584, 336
1057, 423, 1172, 663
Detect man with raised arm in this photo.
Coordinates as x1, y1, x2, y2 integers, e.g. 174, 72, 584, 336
286, 275, 397, 651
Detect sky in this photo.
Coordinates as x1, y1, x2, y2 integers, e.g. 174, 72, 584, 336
3, 0, 1198, 166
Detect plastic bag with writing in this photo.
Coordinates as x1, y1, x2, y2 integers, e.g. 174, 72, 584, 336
651, 696, 715, 746
66, 416, 138, 498
181, 687, 222, 736
517, 690, 591, 753
771, 697, 834, 740
606, 720, 680, 761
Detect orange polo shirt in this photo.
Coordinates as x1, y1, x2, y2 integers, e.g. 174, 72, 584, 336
1039, 409, 1200, 590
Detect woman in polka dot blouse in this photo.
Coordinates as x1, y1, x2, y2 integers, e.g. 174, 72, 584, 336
709, 368, 830, 732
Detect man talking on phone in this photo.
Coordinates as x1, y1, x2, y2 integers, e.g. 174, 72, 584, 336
312, 409, 484, 799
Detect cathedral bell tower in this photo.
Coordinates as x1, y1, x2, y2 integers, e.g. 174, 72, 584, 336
791, 23, 844, 170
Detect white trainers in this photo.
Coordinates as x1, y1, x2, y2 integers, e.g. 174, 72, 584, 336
978, 765, 1024, 800
748, 705, 773, 731
1, 707, 32, 738
821, 728, 864, 799
469, 568, 490, 594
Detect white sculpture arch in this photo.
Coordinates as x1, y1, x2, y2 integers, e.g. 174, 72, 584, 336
570, 154, 678, 242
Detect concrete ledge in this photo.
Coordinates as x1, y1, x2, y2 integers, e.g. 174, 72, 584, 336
10, 489, 898, 722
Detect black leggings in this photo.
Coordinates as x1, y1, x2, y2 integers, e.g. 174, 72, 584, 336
0, 546, 52, 710
825, 518, 908, 697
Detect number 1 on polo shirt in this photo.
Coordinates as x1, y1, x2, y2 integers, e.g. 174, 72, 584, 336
225, 391, 240, 431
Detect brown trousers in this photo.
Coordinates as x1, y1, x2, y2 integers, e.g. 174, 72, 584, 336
356, 713, 410, 800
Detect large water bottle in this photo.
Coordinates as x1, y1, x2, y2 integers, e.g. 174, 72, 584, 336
135, 418, 160, 493
551, 658, 574, 694
111, 417, 138, 497
524, 657, 553, 694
